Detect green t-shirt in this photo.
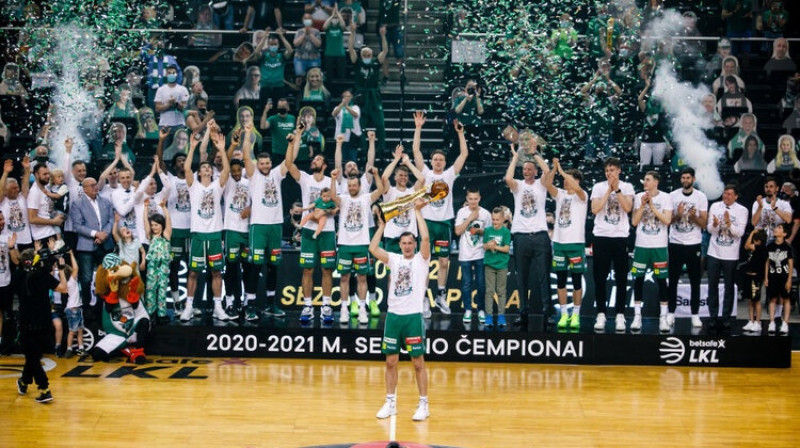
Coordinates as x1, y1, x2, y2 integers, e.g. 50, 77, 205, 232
640, 97, 668, 143
483, 226, 511, 270
297, 128, 325, 161
267, 113, 296, 155
588, 95, 615, 136
324, 24, 345, 57
452, 96, 481, 126
260, 51, 287, 88
304, 89, 326, 102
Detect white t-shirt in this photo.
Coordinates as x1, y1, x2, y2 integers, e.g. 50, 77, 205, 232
752, 198, 793, 240
338, 173, 374, 227
553, 189, 588, 244
333, 104, 362, 141
455, 206, 491, 261
1, 196, 32, 244
387, 252, 430, 315
383, 186, 418, 238
112, 183, 144, 233
707, 201, 749, 260
154, 83, 190, 127
167, 173, 191, 230
299, 172, 335, 232
669, 188, 709, 245
420, 166, 457, 222
27, 183, 56, 241
249, 169, 285, 225
510, 179, 548, 233
0, 229, 11, 287
189, 181, 224, 234
634, 191, 673, 248
64, 276, 81, 309
99, 184, 120, 203
590, 180, 635, 238
338, 193, 371, 246
224, 177, 251, 233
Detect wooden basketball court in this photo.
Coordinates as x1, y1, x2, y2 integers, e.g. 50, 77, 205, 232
2, 352, 799, 447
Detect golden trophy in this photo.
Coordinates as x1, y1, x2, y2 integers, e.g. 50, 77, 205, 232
379, 181, 449, 222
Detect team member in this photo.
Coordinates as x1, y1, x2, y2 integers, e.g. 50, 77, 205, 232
751, 176, 793, 241
631, 171, 673, 333
370, 198, 432, 422
668, 167, 708, 329
412, 111, 469, 317
504, 143, 550, 330
28, 160, 65, 244
454, 186, 491, 324
158, 142, 192, 313
542, 159, 587, 330
706, 184, 749, 330
330, 167, 384, 324
0, 157, 32, 251
381, 145, 425, 253
179, 128, 232, 321
242, 125, 292, 320
222, 159, 252, 318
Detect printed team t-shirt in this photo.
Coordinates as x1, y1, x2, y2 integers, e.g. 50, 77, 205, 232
189, 181, 224, 234
590, 180, 635, 238
224, 178, 251, 232
455, 206, 491, 262
633, 191, 673, 248
669, 188, 708, 245
387, 252, 430, 315
249, 168, 286, 225
420, 166, 457, 222
510, 179, 547, 234
552, 188, 587, 244
299, 172, 335, 233
383, 186, 418, 238
337, 193, 371, 246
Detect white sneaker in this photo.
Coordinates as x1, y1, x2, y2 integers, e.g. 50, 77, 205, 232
462, 310, 472, 323
631, 314, 642, 332
193, 307, 203, 317
666, 313, 675, 327
768, 321, 776, 333
376, 399, 397, 419
358, 303, 368, 324
691, 315, 702, 328
422, 298, 432, 319
752, 321, 762, 333
659, 315, 669, 332
320, 305, 333, 323
299, 305, 314, 323
478, 310, 486, 323
779, 321, 789, 335
179, 304, 194, 322
594, 312, 606, 331
213, 305, 233, 321
435, 294, 451, 314
615, 313, 626, 332
339, 302, 350, 323
743, 321, 754, 332
412, 400, 430, 421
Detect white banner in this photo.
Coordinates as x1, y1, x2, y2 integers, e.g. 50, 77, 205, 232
675, 282, 738, 318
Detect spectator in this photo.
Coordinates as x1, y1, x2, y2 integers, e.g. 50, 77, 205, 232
189, 5, 222, 47
549, 13, 578, 62
581, 67, 621, 160
637, 77, 669, 168
187, 80, 208, 111
210, 0, 234, 30
322, 6, 347, 81
674, 11, 704, 76
142, 35, 182, 106
340, 5, 365, 50
283, 201, 303, 248
332, 89, 362, 163
260, 98, 295, 164
298, 67, 331, 117
293, 14, 322, 89
349, 23, 389, 156
702, 93, 725, 146
784, 97, 800, 132
296, 106, 324, 164
107, 86, 137, 119
587, 4, 619, 60
240, 0, 283, 33
229, 106, 263, 154
734, 135, 767, 173
721, 0, 755, 55
182, 66, 201, 91
154, 65, 190, 132
136, 107, 160, 140
305, 0, 334, 30
234, 66, 262, 107
451, 80, 484, 166
704, 38, 733, 83
757, 0, 788, 52
727, 113, 763, 161
186, 97, 214, 135
97, 122, 136, 163
716, 76, 753, 129
378, 0, 404, 84
253, 28, 294, 106
711, 56, 746, 98
0, 62, 27, 98
767, 135, 800, 172
764, 38, 797, 76
162, 128, 190, 163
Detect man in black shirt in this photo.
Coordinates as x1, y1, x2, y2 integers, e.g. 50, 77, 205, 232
16, 245, 68, 403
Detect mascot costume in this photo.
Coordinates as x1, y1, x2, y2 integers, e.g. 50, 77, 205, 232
90, 254, 150, 364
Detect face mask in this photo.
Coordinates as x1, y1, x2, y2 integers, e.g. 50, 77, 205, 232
619, 49, 629, 58
560, 21, 570, 28
277, 107, 288, 115
166, 74, 177, 83
303, 19, 313, 27
268, 45, 279, 52
362, 58, 372, 64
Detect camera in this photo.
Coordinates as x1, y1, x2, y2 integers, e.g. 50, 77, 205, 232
467, 87, 476, 96
34, 245, 71, 271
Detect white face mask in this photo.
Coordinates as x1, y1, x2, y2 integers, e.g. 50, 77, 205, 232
303, 19, 313, 27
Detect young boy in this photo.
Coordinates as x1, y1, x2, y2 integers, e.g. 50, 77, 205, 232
764, 223, 793, 335
742, 228, 767, 333
482, 207, 512, 327
455, 186, 491, 324
299, 187, 336, 239
62, 251, 83, 358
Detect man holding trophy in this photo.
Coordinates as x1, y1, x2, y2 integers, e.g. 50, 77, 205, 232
381, 144, 426, 253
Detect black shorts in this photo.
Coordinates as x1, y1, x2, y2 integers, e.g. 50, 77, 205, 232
0, 284, 12, 311
766, 274, 791, 300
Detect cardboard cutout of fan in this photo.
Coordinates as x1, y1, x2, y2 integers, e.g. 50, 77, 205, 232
380, 180, 449, 222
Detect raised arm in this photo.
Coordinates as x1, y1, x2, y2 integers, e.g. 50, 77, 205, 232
155, 127, 170, 172
541, 158, 558, 198
162, 201, 172, 240
416, 203, 430, 261
348, 22, 358, 63
330, 169, 341, 208
505, 145, 519, 192
381, 145, 403, 187
369, 167, 384, 203
20, 156, 30, 198
143, 199, 152, 240
281, 125, 301, 178
98, 157, 120, 192
216, 134, 230, 187
412, 111, 428, 173
451, 121, 469, 175
185, 129, 206, 187
377, 25, 388, 63
365, 130, 376, 176
0, 159, 12, 202
369, 217, 389, 264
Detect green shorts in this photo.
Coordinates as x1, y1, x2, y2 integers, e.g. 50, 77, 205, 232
337, 244, 371, 275
170, 228, 190, 259
382, 312, 426, 357
630, 246, 669, 279
552, 242, 586, 273
248, 223, 282, 266
225, 230, 249, 262
299, 228, 336, 269
189, 233, 224, 272
425, 219, 452, 258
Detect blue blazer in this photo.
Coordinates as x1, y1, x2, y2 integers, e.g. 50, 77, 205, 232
69, 195, 115, 252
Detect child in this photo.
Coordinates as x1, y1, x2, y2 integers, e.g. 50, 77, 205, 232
742, 228, 767, 333
45, 168, 69, 229
62, 251, 83, 358
113, 212, 145, 270
764, 223, 793, 335
144, 199, 172, 324
299, 187, 336, 239
482, 207, 512, 328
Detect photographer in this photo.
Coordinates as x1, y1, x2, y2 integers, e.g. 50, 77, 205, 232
16, 241, 68, 404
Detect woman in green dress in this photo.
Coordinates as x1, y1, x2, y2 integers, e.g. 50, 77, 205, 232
143, 199, 172, 324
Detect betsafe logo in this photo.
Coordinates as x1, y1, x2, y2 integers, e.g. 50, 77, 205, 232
659, 337, 727, 364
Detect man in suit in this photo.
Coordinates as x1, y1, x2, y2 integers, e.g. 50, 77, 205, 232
69, 177, 114, 322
